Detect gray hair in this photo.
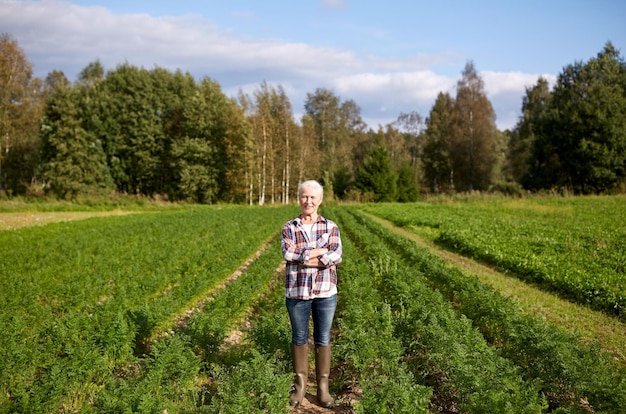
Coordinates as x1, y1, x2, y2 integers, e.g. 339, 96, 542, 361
297, 180, 324, 198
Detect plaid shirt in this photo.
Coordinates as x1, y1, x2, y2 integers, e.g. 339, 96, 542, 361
281, 214, 342, 299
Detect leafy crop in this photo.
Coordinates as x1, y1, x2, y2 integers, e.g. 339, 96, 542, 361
0, 206, 294, 412
351, 206, 626, 412
331, 207, 546, 413
363, 196, 626, 318
2, 199, 625, 413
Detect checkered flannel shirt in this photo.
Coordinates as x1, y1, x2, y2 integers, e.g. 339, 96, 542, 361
281, 214, 342, 299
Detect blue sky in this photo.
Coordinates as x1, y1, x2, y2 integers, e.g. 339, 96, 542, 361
2, 0, 625, 130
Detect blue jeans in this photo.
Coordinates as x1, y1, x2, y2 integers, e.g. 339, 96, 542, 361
286, 295, 337, 346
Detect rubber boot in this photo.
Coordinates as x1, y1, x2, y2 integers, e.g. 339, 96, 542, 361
290, 344, 308, 406
315, 345, 334, 408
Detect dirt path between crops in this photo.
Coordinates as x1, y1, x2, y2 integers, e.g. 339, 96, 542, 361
363, 212, 626, 366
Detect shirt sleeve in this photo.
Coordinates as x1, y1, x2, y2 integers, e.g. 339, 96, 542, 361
281, 222, 310, 263
318, 222, 342, 267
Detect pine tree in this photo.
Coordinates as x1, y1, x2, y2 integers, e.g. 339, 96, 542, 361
451, 61, 498, 191
355, 135, 397, 202
422, 92, 455, 193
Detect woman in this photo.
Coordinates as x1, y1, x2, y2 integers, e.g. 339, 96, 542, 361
281, 180, 343, 408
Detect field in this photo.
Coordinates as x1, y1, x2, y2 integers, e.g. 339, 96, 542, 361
1, 196, 625, 413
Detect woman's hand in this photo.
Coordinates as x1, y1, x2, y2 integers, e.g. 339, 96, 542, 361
310, 247, 329, 257
301, 248, 329, 268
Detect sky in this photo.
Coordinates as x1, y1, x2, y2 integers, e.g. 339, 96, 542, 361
2, 0, 625, 130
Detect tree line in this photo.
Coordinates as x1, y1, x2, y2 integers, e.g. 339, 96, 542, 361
1, 33, 625, 203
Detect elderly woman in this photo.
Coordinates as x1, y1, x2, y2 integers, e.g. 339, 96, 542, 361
281, 180, 343, 408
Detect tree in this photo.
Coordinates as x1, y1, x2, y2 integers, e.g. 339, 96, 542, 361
393, 111, 424, 169
40, 83, 113, 198
242, 82, 319, 205
0, 33, 43, 195
99, 64, 164, 194
304, 88, 366, 194
305, 88, 342, 175
295, 113, 322, 192
151, 67, 197, 198
451, 61, 498, 191
175, 77, 246, 203
170, 136, 216, 203
257, 83, 298, 204
507, 77, 552, 184
331, 164, 352, 199
77, 59, 105, 86
249, 82, 277, 205
44, 70, 70, 91
528, 42, 626, 193
355, 134, 397, 202
217, 91, 253, 204
272, 85, 299, 204
396, 161, 419, 202
422, 92, 455, 193
236, 90, 258, 205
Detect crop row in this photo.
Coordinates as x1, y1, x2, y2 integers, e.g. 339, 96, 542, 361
0, 206, 295, 413
94, 236, 293, 413
362, 196, 626, 318
331, 207, 546, 413
4, 200, 625, 413
347, 207, 626, 412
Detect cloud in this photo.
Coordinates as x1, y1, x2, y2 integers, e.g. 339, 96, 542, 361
482, 71, 556, 96
0, 0, 543, 130
481, 71, 557, 129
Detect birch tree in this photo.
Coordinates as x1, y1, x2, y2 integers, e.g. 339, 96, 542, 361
0, 33, 43, 195
304, 88, 366, 196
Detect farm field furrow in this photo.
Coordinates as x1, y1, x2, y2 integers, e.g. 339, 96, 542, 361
2, 197, 626, 413
361, 196, 626, 319
347, 206, 626, 412
363, 211, 626, 364
0, 206, 295, 413
93, 236, 293, 413
332, 207, 545, 413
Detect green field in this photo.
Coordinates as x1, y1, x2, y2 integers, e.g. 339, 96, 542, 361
362, 195, 626, 319
1, 197, 625, 413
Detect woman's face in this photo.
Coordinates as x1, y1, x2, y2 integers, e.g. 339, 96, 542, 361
299, 185, 322, 216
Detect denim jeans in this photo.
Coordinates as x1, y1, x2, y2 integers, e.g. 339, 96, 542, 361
286, 295, 337, 346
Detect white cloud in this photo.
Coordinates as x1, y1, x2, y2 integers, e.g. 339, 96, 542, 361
482, 71, 556, 96
0, 0, 546, 130
481, 71, 557, 129
334, 71, 454, 101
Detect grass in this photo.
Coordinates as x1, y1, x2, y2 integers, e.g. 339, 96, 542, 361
0, 210, 138, 230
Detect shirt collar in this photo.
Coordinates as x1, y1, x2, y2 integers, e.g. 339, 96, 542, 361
293, 214, 326, 225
